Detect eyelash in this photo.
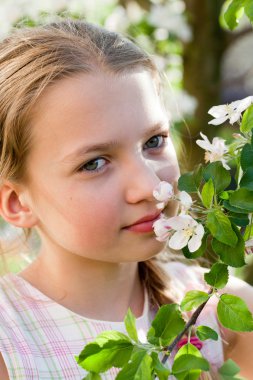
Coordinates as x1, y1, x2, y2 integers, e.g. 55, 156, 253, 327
143, 134, 168, 150
78, 134, 168, 173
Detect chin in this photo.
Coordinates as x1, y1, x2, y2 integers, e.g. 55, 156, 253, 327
135, 239, 166, 262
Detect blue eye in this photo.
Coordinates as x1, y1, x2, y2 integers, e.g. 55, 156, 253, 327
80, 157, 107, 172
144, 135, 166, 150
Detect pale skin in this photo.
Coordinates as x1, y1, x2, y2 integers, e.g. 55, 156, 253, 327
0, 71, 253, 378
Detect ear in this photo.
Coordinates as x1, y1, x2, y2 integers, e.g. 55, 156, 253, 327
0, 182, 38, 228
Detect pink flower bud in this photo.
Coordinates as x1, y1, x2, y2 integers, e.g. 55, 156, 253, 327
177, 336, 203, 350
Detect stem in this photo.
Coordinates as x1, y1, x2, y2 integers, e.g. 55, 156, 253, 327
161, 289, 213, 365
246, 214, 253, 240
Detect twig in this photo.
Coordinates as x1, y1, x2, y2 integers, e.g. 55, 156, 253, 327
161, 288, 213, 365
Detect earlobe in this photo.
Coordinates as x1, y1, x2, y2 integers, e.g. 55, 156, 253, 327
0, 183, 37, 228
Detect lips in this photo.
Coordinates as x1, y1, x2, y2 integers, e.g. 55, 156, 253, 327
123, 212, 162, 233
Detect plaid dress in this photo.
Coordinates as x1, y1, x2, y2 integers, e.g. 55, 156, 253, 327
0, 263, 224, 379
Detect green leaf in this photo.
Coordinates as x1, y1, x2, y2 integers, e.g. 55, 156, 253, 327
240, 167, 253, 190
206, 210, 238, 247
175, 342, 202, 359
230, 188, 253, 212
124, 309, 139, 343
245, 0, 253, 23
172, 354, 210, 374
229, 212, 249, 227
151, 352, 171, 380
174, 342, 203, 379
82, 373, 102, 380
224, 0, 245, 30
196, 325, 219, 341
182, 233, 207, 259
240, 143, 253, 171
180, 290, 210, 312
218, 358, 240, 376
172, 344, 209, 379
116, 350, 153, 380
244, 223, 253, 240
147, 304, 185, 346
204, 263, 229, 289
76, 331, 133, 373
211, 224, 245, 267
91, 331, 130, 346
217, 294, 253, 331
178, 171, 198, 193
177, 165, 204, 193
223, 199, 249, 214
203, 161, 231, 193
240, 104, 253, 133
219, 191, 229, 200
173, 344, 204, 379
201, 178, 214, 208
193, 164, 204, 188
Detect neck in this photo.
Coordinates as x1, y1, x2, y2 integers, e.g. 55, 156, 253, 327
20, 248, 144, 322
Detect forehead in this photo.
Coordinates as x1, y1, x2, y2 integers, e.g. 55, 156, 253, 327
28, 71, 167, 162
32, 70, 163, 119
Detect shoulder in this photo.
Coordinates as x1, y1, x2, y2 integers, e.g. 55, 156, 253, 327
0, 276, 12, 380
161, 260, 206, 279
159, 261, 208, 295
0, 273, 32, 335
0, 273, 19, 316
161, 260, 253, 311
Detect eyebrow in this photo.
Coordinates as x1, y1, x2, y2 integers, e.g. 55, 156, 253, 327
61, 121, 169, 162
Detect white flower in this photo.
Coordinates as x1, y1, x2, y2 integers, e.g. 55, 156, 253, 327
208, 96, 253, 125
153, 181, 175, 210
153, 181, 174, 202
178, 191, 193, 214
196, 132, 230, 170
153, 216, 172, 242
166, 215, 204, 252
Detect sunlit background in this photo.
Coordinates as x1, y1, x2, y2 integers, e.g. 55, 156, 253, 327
0, 0, 253, 281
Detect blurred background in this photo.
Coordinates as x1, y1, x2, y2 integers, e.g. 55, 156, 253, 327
0, 0, 253, 282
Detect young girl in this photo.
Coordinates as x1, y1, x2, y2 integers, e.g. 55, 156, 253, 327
0, 19, 252, 380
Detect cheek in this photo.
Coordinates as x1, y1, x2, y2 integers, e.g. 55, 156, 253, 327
157, 144, 180, 217
65, 186, 121, 230
158, 153, 180, 186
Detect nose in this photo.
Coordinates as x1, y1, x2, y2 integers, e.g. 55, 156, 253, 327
124, 157, 161, 204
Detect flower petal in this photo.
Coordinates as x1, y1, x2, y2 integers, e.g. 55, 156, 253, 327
195, 223, 205, 238
208, 116, 228, 125
169, 230, 189, 250
208, 105, 227, 118
229, 112, 241, 124
166, 215, 193, 230
153, 218, 171, 241
188, 233, 202, 252
221, 159, 230, 170
235, 96, 253, 113
196, 137, 212, 151
153, 181, 174, 202
179, 191, 193, 209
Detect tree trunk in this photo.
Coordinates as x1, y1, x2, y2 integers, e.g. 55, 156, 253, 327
182, 0, 226, 169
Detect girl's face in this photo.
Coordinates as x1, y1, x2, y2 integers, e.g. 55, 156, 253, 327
24, 71, 180, 263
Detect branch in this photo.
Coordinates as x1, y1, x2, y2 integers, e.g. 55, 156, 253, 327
161, 288, 213, 365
